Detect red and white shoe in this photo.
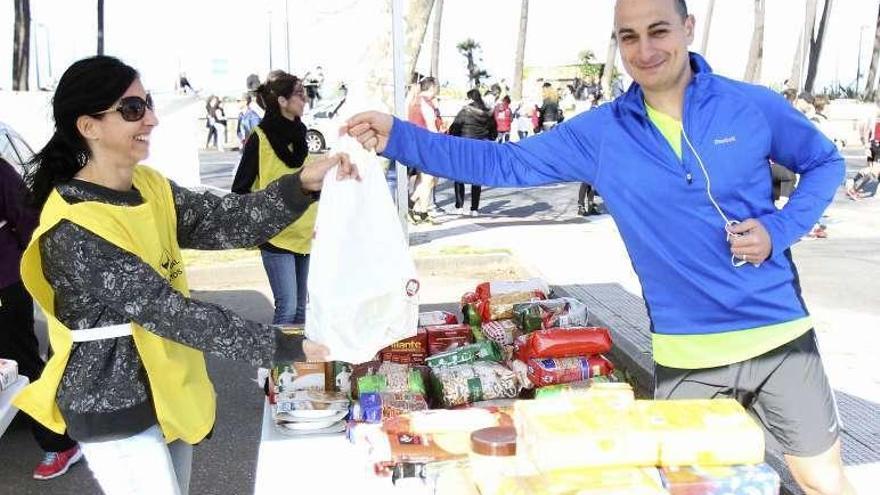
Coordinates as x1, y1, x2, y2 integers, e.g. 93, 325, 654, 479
33, 445, 83, 480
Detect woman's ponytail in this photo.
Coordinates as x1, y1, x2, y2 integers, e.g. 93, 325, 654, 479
26, 131, 87, 208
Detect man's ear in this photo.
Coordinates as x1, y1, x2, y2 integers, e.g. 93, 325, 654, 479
76, 115, 101, 141
684, 14, 696, 44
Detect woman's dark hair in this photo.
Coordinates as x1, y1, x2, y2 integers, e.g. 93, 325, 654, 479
466, 88, 487, 111
27, 55, 138, 208
255, 70, 301, 116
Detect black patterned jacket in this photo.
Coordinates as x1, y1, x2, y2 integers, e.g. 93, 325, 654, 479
40, 174, 309, 442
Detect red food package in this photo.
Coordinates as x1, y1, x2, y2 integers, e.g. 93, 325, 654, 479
526, 355, 614, 386
514, 327, 612, 361
379, 328, 428, 365
418, 311, 459, 327
425, 324, 473, 356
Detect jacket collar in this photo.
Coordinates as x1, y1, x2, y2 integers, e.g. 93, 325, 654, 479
618, 52, 714, 118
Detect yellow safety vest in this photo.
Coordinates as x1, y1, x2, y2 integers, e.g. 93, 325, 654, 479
14, 165, 216, 444
253, 126, 317, 254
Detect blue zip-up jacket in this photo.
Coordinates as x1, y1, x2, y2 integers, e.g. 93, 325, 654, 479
383, 53, 843, 340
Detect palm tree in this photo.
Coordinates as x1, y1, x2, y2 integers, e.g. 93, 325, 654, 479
600, 30, 618, 101
457, 39, 489, 88
790, 0, 816, 91
700, 0, 716, 56
429, 0, 443, 78
864, 4, 880, 100
804, 0, 833, 93
13, 0, 30, 90
743, 0, 765, 83
511, 0, 529, 100
97, 0, 105, 55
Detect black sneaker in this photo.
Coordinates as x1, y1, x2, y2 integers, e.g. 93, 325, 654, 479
577, 206, 588, 217
587, 205, 601, 216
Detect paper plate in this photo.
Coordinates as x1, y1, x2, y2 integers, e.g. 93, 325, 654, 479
279, 418, 346, 431
277, 408, 348, 422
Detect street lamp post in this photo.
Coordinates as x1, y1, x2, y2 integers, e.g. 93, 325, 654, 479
285, 0, 291, 72
268, 9, 274, 70
857, 25, 870, 93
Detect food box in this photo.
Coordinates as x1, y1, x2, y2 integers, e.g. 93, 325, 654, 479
425, 324, 473, 356
418, 311, 459, 327
379, 328, 428, 365
273, 361, 326, 393
498, 467, 668, 495
638, 399, 766, 467
659, 463, 780, 495
514, 397, 658, 471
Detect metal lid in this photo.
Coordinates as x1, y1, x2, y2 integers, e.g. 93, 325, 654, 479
470, 426, 517, 456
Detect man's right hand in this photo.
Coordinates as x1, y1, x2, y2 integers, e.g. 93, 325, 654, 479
343, 111, 394, 153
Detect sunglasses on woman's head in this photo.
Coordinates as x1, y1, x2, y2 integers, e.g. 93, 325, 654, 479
94, 94, 154, 122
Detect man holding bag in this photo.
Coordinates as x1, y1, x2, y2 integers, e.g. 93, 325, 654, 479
344, 1, 853, 493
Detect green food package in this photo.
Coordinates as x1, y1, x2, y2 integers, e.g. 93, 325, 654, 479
357, 374, 388, 395
425, 340, 502, 369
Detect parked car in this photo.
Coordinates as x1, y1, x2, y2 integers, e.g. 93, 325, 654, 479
0, 121, 35, 176
302, 97, 347, 153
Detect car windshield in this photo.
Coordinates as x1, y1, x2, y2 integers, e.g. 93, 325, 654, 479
0, 129, 35, 176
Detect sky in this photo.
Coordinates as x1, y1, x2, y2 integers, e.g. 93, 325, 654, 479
1, 0, 878, 96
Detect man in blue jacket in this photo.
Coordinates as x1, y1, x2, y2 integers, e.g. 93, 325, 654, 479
347, 1, 853, 493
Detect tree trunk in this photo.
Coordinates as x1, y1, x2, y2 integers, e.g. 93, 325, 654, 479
13, 0, 30, 91
429, 0, 443, 78
405, 0, 435, 80
791, 0, 817, 92
790, 29, 803, 90
864, 4, 880, 100
743, 0, 765, 83
804, 0, 833, 94
700, 0, 715, 56
511, 0, 529, 100
97, 0, 105, 55
600, 30, 618, 101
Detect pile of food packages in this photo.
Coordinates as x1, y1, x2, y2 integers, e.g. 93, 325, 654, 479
267, 278, 780, 494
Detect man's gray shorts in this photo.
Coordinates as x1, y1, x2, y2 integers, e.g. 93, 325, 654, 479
654, 330, 840, 457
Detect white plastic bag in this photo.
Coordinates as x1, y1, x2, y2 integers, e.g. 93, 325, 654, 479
305, 136, 419, 364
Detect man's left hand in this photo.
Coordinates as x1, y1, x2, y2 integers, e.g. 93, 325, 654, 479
727, 219, 772, 265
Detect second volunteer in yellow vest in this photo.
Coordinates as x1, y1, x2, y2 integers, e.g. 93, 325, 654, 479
15, 56, 357, 494
233, 70, 319, 326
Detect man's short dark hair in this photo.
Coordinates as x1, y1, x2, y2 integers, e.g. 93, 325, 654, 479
675, 0, 688, 18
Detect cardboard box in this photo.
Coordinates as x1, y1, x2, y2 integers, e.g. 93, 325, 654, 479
273, 361, 326, 393
425, 324, 473, 356
380, 329, 428, 365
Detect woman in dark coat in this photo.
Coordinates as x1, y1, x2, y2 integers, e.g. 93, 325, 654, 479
448, 89, 496, 216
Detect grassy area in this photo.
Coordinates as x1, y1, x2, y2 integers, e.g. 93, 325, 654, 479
181, 248, 260, 268
412, 245, 513, 257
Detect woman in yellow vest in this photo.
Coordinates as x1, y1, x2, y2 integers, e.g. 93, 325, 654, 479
14, 56, 357, 494
232, 70, 315, 326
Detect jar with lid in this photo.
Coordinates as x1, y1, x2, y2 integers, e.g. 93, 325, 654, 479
469, 426, 517, 495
